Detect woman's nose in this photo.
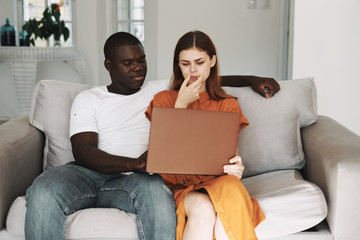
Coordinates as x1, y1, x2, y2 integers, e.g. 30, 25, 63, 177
190, 63, 197, 72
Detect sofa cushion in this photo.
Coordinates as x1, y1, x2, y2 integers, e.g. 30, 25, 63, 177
6, 170, 326, 239
29, 80, 91, 169
224, 77, 318, 177
242, 170, 327, 239
6, 196, 138, 239
65, 208, 137, 239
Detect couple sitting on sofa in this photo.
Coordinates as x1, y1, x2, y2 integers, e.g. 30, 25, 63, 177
24, 31, 280, 240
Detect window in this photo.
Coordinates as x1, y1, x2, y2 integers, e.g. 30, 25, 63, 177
117, 0, 144, 44
22, 0, 73, 47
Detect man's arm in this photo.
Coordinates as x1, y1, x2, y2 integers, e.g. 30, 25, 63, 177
71, 132, 147, 174
221, 75, 280, 98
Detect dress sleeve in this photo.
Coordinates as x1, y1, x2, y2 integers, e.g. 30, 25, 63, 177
223, 98, 249, 131
145, 99, 155, 121
145, 90, 177, 121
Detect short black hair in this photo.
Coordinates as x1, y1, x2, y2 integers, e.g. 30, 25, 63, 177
103, 32, 142, 61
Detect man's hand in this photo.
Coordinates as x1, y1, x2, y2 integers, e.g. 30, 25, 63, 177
223, 155, 244, 180
250, 77, 280, 98
221, 75, 280, 98
133, 151, 148, 171
174, 75, 203, 108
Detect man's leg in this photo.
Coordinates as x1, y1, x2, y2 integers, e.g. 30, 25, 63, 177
25, 163, 104, 240
97, 172, 176, 240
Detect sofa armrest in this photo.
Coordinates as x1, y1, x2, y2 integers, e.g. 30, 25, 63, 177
0, 116, 44, 229
301, 115, 360, 240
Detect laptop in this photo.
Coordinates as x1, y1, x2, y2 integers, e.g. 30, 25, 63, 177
146, 107, 241, 175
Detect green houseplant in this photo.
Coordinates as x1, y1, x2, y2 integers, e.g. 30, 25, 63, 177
22, 2, 69, 46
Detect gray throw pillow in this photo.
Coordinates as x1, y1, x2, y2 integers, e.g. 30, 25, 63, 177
224, 77, 318, 177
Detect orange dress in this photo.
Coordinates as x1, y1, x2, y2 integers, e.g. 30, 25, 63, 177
145, 90, 265, 240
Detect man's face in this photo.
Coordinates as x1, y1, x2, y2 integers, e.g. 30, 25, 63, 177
106, 44, 147, 95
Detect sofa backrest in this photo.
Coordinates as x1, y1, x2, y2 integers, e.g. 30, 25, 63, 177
29, 77, 317, 176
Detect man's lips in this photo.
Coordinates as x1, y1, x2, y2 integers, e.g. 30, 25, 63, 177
132, 75, 145, 81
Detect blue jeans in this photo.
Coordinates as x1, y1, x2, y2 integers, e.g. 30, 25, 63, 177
25, 162, 176, 240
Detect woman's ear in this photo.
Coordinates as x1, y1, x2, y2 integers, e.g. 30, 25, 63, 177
210, 55, 217, 68
104, 59, 112, 72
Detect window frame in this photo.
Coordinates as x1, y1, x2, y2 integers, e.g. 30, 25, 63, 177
116, 0, 145, 45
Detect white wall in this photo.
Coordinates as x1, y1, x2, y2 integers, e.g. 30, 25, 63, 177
72, 0, 111, 86
291, 0, 360, 135
73, 0, 289, 85
145, 0, 288, 81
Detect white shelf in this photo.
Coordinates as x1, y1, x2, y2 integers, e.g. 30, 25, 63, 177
0, 47, 87, 118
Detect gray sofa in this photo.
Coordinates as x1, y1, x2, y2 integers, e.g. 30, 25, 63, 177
0, 78, 359, 240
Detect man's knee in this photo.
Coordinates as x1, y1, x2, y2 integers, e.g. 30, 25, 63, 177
26, 165, 79, 207
132, 173, 176, 217
26, 172, 63, 208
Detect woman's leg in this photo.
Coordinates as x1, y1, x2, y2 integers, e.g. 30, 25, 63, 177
183, 191, 216, 240
204, 175, 260, 240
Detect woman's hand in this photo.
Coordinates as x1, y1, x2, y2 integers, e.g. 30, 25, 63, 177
223, 155, 244, 180
174, 75, 203, 108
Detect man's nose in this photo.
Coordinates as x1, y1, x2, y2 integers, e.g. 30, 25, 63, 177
133, 62, 142, 71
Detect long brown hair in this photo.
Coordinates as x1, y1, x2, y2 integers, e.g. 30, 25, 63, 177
170, 31, 234, 100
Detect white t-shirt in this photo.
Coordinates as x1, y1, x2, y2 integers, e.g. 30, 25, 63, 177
70, 79, 169, 158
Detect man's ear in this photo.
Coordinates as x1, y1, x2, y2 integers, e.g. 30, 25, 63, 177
104, 59, 112, 72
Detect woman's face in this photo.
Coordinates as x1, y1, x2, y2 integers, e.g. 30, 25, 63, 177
178, 47, 216, 91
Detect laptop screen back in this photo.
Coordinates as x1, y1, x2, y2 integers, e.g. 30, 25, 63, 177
146, 107, 240, 175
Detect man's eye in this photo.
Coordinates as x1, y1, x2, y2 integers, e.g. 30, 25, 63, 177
123, 62, 131, 66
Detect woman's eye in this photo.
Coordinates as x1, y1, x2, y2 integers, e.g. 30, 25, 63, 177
197, 62, 204, 65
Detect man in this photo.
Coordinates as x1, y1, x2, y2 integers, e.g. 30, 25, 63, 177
25, 32, 279, 240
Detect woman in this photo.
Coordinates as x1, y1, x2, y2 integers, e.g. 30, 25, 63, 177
145, 31, 264, 240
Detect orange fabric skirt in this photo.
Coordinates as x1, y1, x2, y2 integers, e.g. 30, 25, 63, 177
160, 174, 265, 240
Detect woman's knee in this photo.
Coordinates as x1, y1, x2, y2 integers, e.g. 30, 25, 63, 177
184, 192, 216, 223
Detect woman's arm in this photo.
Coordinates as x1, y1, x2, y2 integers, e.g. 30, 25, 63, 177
221, 75, 280, 98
